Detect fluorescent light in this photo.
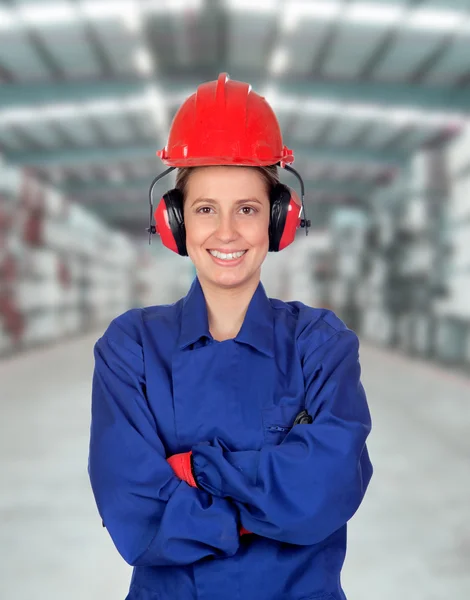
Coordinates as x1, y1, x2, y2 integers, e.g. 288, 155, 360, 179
269, 47, 289, 75
415, 111, 466, 128
274, 97, 299, 112
0, 108, 38, 126
95, 95, 155, 115
384, 107, 467, 128
134, 48, 154, 75
224, 0, 277, 13
280, 1, 467, 34
80, 0, 114, 18
145, 86, 166, 110
304, 96, 466, 129
343, 104, 389, 121
40, 104, 81, 120
18, 1, 77, 26
345, 3, 404, 26
386, 108, 425, 126
260, 85, 278, 106
262, 88, 298, 112
8, 0, 468, 36
343, 103, 466, 128
81, 99, 123, 117
145, 85, 168, 134
303, 98, 342, 116
123, 9, 142, 33
0, 94, 165, 128
0, 0, 466, 47
281, 12, 299, 33
0, 7, 15, 30
81, 0, 202, 28
121, 96, 150, 112
281, 0, 342, 33
288, 0, 341, 19
408, 8, 462, 32
80, 0, 137, 24
81, 0, 203, 17
144, 0, 204, 11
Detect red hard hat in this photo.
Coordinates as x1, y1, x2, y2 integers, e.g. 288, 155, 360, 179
157, 73, 294, 168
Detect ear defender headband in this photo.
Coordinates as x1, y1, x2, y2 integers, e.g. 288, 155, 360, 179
147, 164, 311, 256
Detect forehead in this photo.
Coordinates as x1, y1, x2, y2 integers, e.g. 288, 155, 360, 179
186, 166, 268, 199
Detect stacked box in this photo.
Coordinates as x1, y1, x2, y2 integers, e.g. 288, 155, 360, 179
0, 158, 178, 358
133, 247, 194, 308
446, 125, 470, 179
443, 124, 470, 368
358, 149, 451, 357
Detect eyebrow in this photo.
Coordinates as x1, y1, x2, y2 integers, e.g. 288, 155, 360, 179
191, 197, 263, 207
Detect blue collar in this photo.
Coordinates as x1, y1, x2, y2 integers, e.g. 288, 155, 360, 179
178, 277, 274, 357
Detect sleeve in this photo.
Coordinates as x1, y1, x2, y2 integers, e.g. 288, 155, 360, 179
190, 327, 373, 546
88, 315, 241, 567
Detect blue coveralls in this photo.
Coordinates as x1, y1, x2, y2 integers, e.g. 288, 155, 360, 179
88, 277, 373, 600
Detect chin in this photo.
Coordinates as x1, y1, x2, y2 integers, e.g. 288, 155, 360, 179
195, 266, 252, 290
210, 272, 247, 289
215, 266, 264, 290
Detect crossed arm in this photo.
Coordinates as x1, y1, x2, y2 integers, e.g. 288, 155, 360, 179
88, 319, 372, 566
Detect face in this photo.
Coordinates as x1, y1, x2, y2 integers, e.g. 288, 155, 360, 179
183, 166, 271, 291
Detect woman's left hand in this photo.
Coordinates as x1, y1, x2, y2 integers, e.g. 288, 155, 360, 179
167, 451, 198, 488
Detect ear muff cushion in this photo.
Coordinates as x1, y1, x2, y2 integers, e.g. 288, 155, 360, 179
269, 183, 292, 252
154, 188, 187, 256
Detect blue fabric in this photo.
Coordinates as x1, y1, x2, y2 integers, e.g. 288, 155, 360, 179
89, 277, 373, 600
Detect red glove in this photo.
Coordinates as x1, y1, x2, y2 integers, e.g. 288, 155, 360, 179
166, 451, 198, 488
167, 452, 252, 535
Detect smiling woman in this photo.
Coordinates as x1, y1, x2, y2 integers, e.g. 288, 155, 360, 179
88, 73, 373, 600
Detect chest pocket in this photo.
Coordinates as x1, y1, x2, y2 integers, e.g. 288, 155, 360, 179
262, 403, 304, 445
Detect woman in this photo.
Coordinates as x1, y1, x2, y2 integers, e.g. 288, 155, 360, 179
88, 73, 373, 600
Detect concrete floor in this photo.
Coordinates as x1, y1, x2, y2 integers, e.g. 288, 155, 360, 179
0, 331, 469, 600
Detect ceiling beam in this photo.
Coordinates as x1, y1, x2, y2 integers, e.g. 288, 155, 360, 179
5, 142, 406, 169
0, 74, 469, 113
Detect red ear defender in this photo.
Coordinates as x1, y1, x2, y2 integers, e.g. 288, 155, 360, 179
278, 189, 303, 251
154, 198, 179, 254
153, 189, 187, 256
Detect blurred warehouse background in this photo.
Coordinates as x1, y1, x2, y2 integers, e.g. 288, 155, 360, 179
0, 0, 469, 599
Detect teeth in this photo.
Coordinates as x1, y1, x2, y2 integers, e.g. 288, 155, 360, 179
209, 250, 246, 260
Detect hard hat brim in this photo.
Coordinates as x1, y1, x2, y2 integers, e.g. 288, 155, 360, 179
157, 152, 295, 168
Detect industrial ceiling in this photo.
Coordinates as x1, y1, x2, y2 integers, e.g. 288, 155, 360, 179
1, 0, 470, 233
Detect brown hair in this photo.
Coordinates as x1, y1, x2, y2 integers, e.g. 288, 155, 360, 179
175, 165, 280, 203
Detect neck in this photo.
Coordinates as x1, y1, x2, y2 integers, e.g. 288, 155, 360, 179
198, 273, 261, 341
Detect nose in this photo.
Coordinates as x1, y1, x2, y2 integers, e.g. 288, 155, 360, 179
215, 212, 238, 243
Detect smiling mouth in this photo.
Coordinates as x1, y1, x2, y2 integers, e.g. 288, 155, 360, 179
207, 250, 247, 261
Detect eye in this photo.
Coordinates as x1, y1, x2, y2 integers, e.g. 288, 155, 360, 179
240, 206, 257, 215
196, 206, 214, 214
